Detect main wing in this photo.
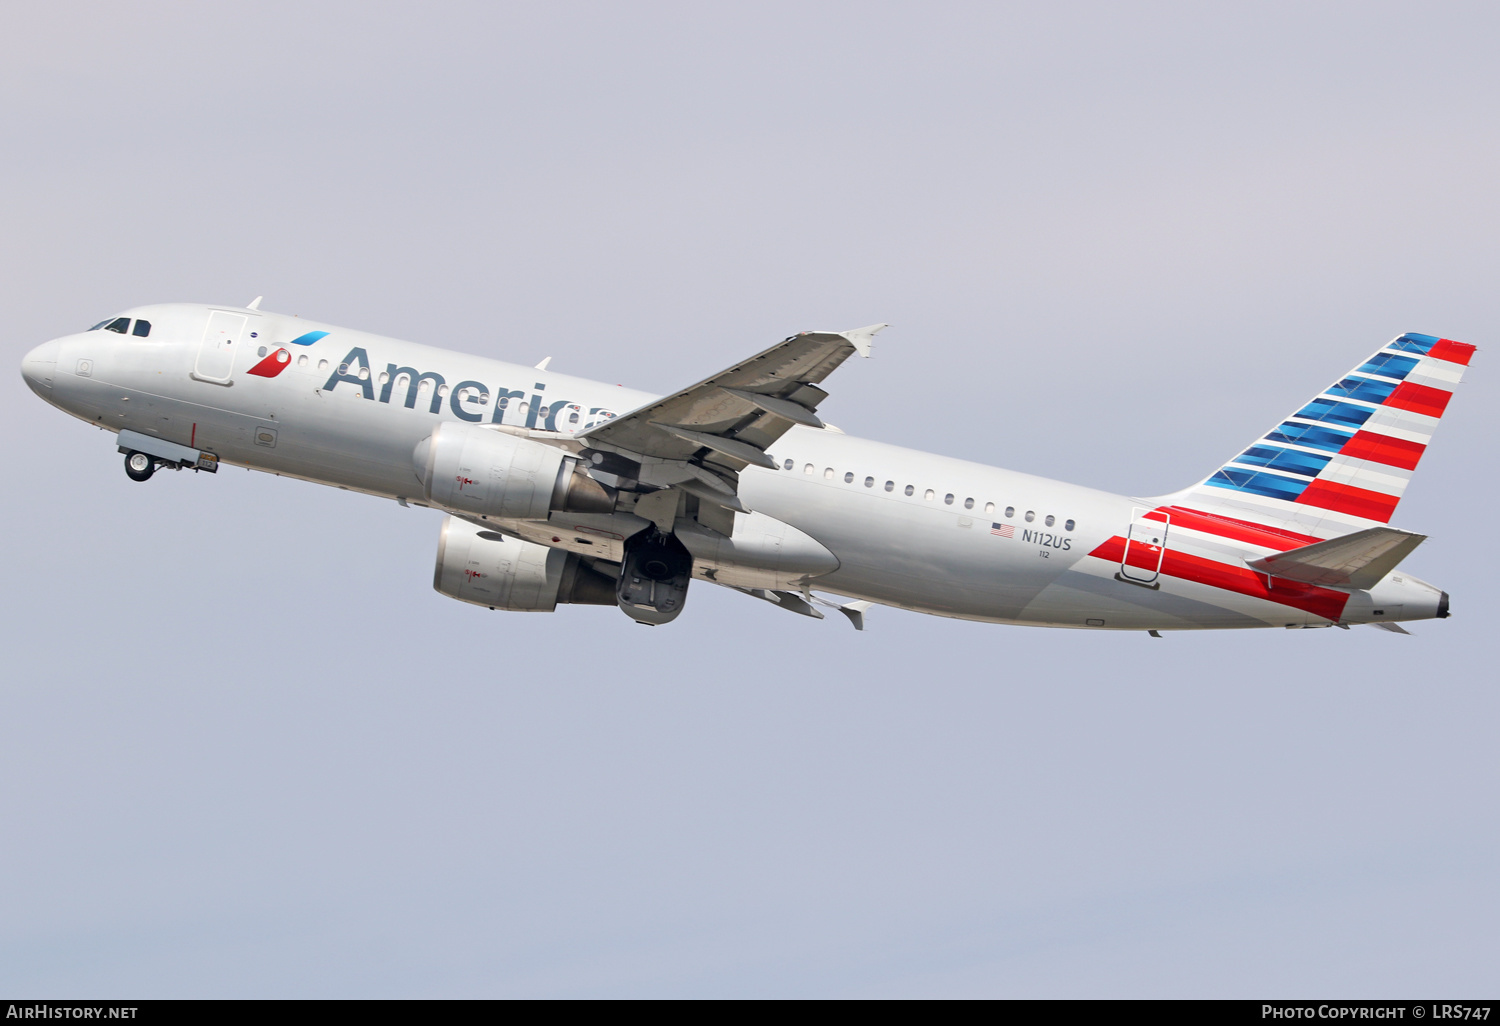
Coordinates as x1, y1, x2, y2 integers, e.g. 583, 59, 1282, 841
575, 324, 886, 514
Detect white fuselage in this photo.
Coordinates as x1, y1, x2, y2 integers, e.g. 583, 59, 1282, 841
20, 303, 1448, 631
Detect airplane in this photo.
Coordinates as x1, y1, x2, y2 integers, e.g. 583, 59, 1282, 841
19, 300, 1475, 633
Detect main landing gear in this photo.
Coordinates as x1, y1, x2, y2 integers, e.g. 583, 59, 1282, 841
123, 451, 156, 482
617, 529, 693, 626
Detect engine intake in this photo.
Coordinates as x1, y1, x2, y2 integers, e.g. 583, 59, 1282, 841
434, 515, 616, 611
415, 422, 616, 520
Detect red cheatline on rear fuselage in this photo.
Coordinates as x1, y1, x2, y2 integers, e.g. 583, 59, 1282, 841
1088, 532, 1350, 622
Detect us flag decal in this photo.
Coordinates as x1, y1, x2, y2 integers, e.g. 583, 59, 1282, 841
991, 523, 1014, 538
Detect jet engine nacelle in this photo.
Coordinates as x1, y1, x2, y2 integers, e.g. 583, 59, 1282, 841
434, 515, 616, 611
414, 422, 615, 520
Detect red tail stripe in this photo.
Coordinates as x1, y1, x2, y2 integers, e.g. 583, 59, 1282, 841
1159, 506, 1322, 548
1089, 536, 1349, 621
1385, 380, 1452, 418
1295, 479, 1399, 522
1428, 338, 1476, 366
1339, 430, 1426, 471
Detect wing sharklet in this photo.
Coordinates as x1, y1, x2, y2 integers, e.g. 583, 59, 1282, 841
839, 323, 888, 358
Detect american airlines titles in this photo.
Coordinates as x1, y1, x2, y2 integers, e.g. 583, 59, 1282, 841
321, 347, 618, 431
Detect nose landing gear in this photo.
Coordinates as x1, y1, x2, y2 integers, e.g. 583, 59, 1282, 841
123, 451, 156, 482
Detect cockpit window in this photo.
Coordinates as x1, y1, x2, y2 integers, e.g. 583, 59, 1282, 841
88, 319, 111, 331
103, 317, 129, 334
132, 319, 151, 337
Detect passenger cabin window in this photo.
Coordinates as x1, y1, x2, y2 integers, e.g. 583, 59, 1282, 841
884, 480, 894, 492
132, 320, 151, 337
1045, 515, 1055, 527
844, 472, 854, 483
924, 489, 935, 501
1025, 510, 1036, 522
904, 485, 914, 496
824, 467, 834, 479
804, 463, 815, 475
103, 317, 129, 334
1004, 506, 1015, 518
1065, 519, 1076, 532
944, 493, 954, 505
984, 502, 995, 514
964, 497, 974, 509
865, 476, 874, 488
783, 459, 794, 471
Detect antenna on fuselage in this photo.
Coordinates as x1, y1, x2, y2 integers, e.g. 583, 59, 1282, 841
246, 296, 263, 310
534, 356, 551, 370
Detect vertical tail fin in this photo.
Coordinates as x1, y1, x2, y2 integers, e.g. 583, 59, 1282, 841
1169, 333, 1476, 539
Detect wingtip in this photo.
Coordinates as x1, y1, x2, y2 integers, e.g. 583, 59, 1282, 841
840, 323, 888, 358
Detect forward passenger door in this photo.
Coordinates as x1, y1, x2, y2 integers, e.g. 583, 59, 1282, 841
193, 311, 248, 384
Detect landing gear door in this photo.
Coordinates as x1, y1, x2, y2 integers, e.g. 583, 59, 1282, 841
1120, 507, 1169, 584
193, 311, 248, 384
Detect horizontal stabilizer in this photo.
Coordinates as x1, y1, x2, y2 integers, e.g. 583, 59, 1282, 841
1248, 526, 1425, 590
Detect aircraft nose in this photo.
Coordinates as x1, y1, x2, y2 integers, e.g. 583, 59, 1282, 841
20, 339, 59, 394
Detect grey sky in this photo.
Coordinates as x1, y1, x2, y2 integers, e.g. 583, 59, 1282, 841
1, 1, 1496, 996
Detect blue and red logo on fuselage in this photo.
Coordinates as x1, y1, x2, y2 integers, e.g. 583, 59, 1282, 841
244, 331, 328, 378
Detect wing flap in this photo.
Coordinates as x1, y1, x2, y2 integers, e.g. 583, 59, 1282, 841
1247, 526, 1426, 589
575, 325, 885, 471
719, 387, 825, 428
650, 423, 779, 469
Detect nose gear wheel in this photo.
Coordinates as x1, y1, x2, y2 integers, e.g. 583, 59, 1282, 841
123, 451, 156, 482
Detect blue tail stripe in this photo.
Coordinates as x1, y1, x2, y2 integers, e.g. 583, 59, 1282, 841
1264, 421, 1356, 453
1390, 333, 1439, 354
1232, 445, 1332, 476
1205, 468, 1311, 502
1355, 352, 1420, 380
1294, 397, 1375, 428
1325, 376, 1398, 405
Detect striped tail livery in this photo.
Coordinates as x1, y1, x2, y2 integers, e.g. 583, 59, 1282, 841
1177, 333, 1476, 539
